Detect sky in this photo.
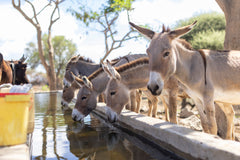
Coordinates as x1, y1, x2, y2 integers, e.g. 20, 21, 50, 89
0, 0, 222, 68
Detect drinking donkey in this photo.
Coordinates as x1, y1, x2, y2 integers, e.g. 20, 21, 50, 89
62, 54, 145, 108
61, 55, 100, 107
69, 54, 158, 121
130, 21, 236, 139
102, 57, 179, 123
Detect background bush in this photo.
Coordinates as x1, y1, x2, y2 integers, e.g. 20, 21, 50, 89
174, 12, 225, 50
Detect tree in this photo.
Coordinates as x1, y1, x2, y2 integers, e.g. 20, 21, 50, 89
174, 12, 225, 50
69, 0, 137, 63
216, 0, 240, 50
25, 35, 77, 89
12, 0, 65, 90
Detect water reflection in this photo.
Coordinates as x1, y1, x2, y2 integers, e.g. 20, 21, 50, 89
63, 108, 155, 160
31, 93, 179, 160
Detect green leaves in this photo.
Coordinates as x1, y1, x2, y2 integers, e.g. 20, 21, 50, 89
106, 0, 134, 13
69, 6, 99, 26
69, 0, 135, 26
24, 34, 77, 77
174, 12, 225, 50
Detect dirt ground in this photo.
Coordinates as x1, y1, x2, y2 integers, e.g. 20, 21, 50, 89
139, 95, 240, 141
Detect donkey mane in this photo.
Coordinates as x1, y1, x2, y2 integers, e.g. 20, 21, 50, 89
69, 55, 94, 64
78, 56, 94, 63
66, 55, 94, 71
115, 57, 149, 73
177, 39, 194, 51
86, 57, 149, 82
111, 55, 131, 65
88, 67, 104, 81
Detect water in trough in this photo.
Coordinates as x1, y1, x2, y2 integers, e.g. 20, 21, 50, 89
30, 92, 184, 160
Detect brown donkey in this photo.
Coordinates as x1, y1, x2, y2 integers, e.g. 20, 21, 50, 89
0, 53, 12, 84
62, 54, 146, 108
102, 58, 179, 122
130, 21, 236, 140
70, 54, 154, 121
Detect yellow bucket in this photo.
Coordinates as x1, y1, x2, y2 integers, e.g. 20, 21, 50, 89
0, 93, 31, 146
27, 92, 35, 134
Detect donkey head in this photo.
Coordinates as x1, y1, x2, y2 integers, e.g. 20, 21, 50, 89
71, 74, 98, 121
102, 60, 130, 122
63, 55, 81, 87
14, 61, 29, 85
61, 83, 76, 107
130, 21, 197, 95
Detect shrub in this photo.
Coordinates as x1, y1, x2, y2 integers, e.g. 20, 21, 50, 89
191, 30, 225, 50
173, 12, 225, 50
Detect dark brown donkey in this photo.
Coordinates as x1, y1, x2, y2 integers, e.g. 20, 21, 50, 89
0, 53, 29, 85
0, 53, 13, 84
61, 54, 147, 109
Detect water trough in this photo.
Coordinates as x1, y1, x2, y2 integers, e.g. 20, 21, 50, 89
93, 103, 240, 160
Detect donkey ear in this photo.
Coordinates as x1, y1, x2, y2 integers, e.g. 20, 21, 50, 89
106, 60, 121, 80
129, 22, 155, 40
102, 61, 113, 78
71, 72, 84, 87
169, 21, 197, 39
82, 76, 93, 89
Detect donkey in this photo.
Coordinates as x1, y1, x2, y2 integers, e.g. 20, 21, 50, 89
68, 54, 153, 121
130, 21, 236, 140
61, 54, 147, 108
9, 55, 29, 85
0, 53, 13, 84
102, 58, 179, 122
0, 53, 28, 85
61, 55, 100, 107
63, 55, 99, 87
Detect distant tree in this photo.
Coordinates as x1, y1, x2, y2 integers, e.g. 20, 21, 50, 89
25, 35, 77, 89
12, 0, 65, 90
69, 0, 137, 63
216, 0, 240, 50
174, 12, 225, 50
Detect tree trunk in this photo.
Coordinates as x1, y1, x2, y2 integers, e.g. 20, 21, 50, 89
216, 0, 240, 50
47, 30, 57, 90
36, 27, 57, 90
12, 0, 62, 91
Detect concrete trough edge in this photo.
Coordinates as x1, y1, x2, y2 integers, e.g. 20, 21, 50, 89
94, 103, 240, 160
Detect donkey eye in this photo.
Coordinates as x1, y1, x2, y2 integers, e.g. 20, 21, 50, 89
163, 51, 170, 58
110, 91, 116, 96
81, 96, 87, 100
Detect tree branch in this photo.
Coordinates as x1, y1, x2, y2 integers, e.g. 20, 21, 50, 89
12, 0, 38, 28
49, 0, 61, 31
25, 0, 40, 24
34, 2, 51, 18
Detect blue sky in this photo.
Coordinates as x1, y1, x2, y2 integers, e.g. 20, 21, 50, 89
0, 0, 222, 66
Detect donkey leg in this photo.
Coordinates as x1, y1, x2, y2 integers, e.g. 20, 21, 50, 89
151, 97, 158, 118
216, 102, 235, 140
204, 98, 217, 135
130, 90, 137, 112
98, 93, 105, 102
223, 104, 235, 140
168, 92, 178, 124
164, 77, 178, 123
160, 96, 169, 122
135, 89, 142, 113
194, 99, 209, 133
147, 99, 153, 117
